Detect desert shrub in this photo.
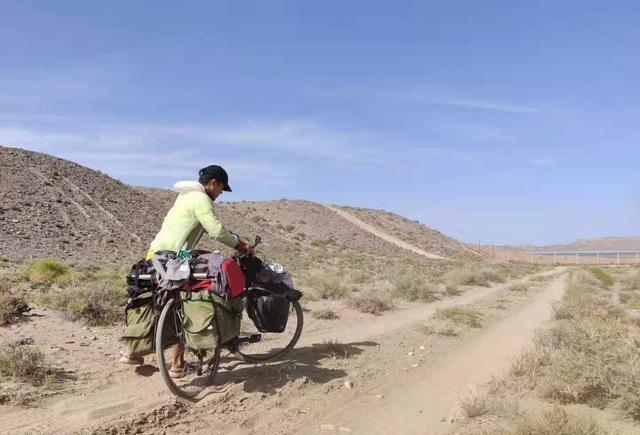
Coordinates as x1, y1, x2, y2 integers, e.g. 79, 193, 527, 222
480, 268, 505, 283
322, 339, 350, 359
420, 318, 457, 336
312, 308, 339, 320
348, 294, 392, 315
509, 282, 530, 292
512, 271, 640, 421
304, 273, 355, 299
623, 271, 640, 292
570, 269, 602, 289
435, 306, 482, 328
587, 267, 614, 287
387, 268, 438, 302
441, 284, 463, 296
0, 287, 29, 326
0, 344, 57, 386
459, 389, 488, 418
348, 270, 371, 284
511, 406, 603, 435
17, 259, 69, 285
443, 267, 496, 287
35, 266, 126, 325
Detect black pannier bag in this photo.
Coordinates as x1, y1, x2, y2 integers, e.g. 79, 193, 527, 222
126, 259, 156, 298
246, 287, 291, 333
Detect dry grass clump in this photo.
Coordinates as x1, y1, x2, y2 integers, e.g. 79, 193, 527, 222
35, 265, 126, 326
443, 267, 503, 287
0, 284, 29, 326
421, 318, 458, 336
16, 258, 70, 286
622, 270, 640, 292
0, 343, 58, 387
312, 308, 339, 320
511, 406, 603, 435
386, 267, 439, 302
304, 273, 356, 300
511, 270, 640, 421
509, 282, 530, 293
435, 306, 482, 328
348, 293, 393, 315
459, 388, 489, 418
322, 339, 350, 359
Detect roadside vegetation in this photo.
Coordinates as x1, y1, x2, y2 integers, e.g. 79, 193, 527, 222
456, 265, 640, 433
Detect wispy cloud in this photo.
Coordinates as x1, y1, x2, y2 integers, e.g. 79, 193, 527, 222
436, 98, 540, 113
377, 89, 541, 113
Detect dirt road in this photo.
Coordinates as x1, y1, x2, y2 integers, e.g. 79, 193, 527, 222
301, 275, 565, 434
0, 270, 564, 434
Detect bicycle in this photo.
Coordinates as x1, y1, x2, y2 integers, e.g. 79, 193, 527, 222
154, 236, 304, 398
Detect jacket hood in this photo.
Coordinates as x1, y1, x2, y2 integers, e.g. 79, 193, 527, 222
172, 180, 206, 195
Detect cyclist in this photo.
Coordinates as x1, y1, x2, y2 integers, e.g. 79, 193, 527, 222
120, 164, 253, 376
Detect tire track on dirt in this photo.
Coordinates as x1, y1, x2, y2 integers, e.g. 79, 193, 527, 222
301, 274, 566, 434
322, 205, 448, 260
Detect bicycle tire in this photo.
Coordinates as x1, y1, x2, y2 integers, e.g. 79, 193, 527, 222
236, 299, 304, 363
156, 297, 222, 398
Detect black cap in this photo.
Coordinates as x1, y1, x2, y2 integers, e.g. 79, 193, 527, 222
198, 165, 232, 192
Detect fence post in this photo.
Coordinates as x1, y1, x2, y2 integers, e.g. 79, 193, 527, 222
597, 253, 600, 264
617, 252, 621, 265
575, 252, 579, 265
554, 253, 557, 265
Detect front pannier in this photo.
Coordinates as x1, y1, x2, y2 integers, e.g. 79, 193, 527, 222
246, 288, 291, 333
181, 291, 243, 350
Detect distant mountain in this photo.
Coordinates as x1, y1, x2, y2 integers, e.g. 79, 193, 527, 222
0, 146, 473, 264
536, 237, 640, 252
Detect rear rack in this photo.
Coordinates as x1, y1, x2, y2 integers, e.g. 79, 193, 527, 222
133, 273, 209, 281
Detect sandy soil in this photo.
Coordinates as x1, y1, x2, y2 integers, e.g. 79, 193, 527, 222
0, 269, 563, 434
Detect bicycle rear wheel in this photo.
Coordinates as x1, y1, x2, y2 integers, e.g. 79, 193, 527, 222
156, 298, 221, 398
236, 299, 303, 363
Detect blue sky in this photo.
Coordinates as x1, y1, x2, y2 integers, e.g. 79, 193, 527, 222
1, 1, 639, 245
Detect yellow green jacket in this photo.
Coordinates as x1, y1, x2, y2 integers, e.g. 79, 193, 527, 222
147, 181, 239, 259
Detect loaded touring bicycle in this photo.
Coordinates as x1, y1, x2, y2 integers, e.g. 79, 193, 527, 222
123, 236, 304, 398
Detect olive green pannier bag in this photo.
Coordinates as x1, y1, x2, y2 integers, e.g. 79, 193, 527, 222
122, 291, 178, 358
182, 291, 243, 351
122, 291, 155, 358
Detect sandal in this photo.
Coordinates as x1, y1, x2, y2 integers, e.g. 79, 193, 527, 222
169, 366, 187, 378
119, 355, 144, 365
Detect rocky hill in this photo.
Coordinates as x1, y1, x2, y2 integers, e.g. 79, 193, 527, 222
1, 146, 474, 264
537, 236, 640, 252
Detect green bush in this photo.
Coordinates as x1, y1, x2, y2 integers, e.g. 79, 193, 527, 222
587, 267, 614, 287
17, 259, 69, 285
35, 265, 126, 325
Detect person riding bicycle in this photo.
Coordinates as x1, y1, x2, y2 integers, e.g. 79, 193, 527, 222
119, 164, 253, 373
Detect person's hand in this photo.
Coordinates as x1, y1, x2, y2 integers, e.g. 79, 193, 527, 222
235, 241, 254, 256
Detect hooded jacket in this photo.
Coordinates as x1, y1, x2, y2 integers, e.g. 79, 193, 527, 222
147, 181, 239, 257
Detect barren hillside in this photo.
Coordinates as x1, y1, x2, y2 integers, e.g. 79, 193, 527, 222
1, 146, 470, 264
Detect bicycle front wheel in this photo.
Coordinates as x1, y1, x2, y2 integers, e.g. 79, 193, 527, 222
155, 297, 222, 398
236, 299, 304, 363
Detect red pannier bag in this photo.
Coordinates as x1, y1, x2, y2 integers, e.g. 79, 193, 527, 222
221, 258, 246, 298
